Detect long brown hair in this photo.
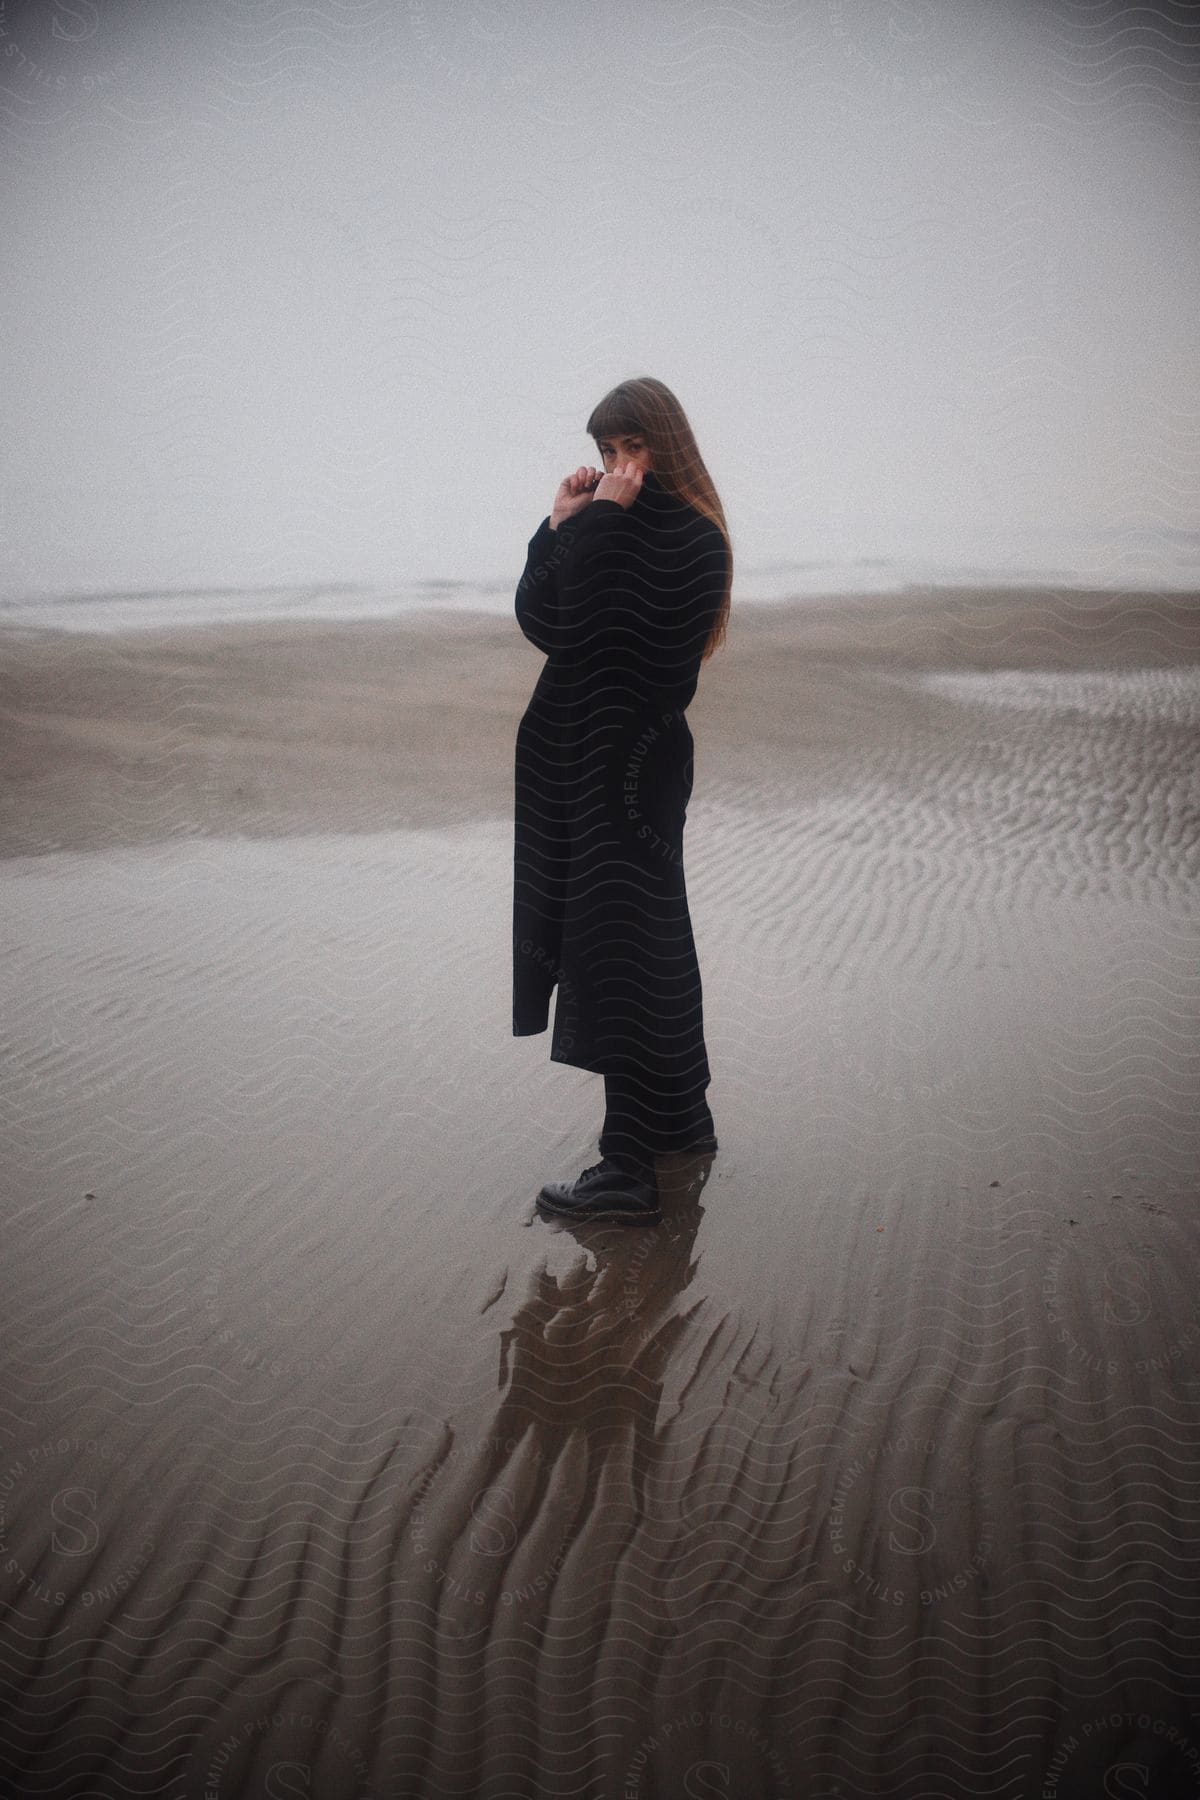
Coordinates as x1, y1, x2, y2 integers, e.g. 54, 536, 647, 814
585, 376, 731, 661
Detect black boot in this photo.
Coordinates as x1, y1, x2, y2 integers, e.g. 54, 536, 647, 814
536, 1154, 661, 1225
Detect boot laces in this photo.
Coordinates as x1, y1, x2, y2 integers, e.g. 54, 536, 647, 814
583, 1155, 648, 1182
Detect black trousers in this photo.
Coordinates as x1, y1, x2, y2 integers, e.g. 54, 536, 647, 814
597, 1060, 717, 1165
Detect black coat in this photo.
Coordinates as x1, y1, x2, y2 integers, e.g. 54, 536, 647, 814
512, 470, 729, 1078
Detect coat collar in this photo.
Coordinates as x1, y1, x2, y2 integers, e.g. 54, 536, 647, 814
631, 468, 691, 522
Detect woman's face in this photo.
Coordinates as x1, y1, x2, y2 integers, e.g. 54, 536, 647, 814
596, 430, 652, 475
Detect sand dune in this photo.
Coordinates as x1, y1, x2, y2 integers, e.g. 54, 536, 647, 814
1, 586, 1198, 1796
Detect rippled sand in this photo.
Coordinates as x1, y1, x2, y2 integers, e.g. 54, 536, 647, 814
2, 586, 1198, 1797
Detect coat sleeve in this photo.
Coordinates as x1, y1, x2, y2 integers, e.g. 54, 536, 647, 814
514, 500, 627, 656
514, 515, 563, 654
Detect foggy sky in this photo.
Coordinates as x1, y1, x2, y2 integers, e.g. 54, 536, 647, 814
2, 0, 1198, 596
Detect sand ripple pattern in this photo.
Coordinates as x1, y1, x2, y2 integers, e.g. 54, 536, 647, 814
2, 631, 1199, 1793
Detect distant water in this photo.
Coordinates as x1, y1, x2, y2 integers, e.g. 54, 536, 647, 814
2, 538, 1197, 634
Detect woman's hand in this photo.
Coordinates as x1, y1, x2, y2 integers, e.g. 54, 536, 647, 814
592, 460, 644, 508
549, 466, 604, 529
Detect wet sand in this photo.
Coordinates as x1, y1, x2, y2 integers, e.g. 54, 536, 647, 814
2, 586, 1199, 1797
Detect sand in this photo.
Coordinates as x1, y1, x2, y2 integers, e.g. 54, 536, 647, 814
1, 585, 1198, 1798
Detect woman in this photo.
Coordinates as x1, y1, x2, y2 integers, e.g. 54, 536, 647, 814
513, 376, 732, 1226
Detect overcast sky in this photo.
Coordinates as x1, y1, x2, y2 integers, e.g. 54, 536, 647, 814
2, 0, 1198, 597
